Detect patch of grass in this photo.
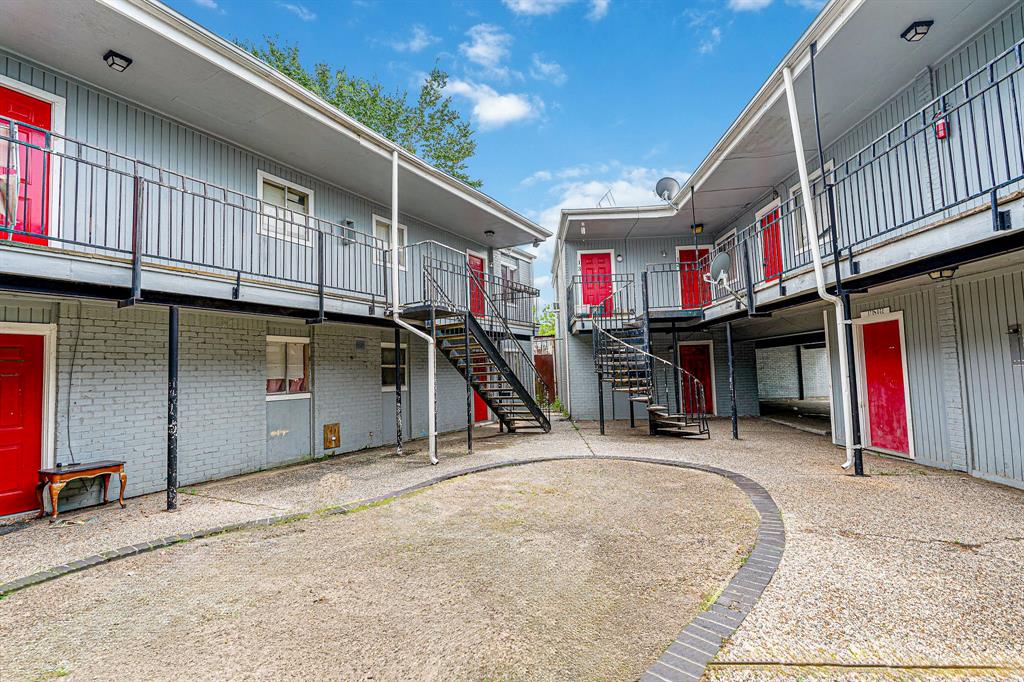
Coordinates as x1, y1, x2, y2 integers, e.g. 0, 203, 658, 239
32, 665, 71, 680
699, 585, 725, 612
270, 513, 311, 527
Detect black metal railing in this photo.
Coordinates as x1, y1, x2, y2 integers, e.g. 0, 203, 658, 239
566, 273, 636, 324
405, 240, 540, 329
0, 115, 389, 306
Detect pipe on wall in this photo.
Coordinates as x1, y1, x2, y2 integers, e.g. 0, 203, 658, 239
782, 65, 860, 471
389, 150, 438, 465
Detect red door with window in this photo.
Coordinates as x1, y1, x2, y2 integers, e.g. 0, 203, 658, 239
760, 207, 782, 282
0, 85, 52, 245
579, 252, 613, 315
678, 343, 713, 415
861, 319, 910, 455
0, 334, 44, 516
678, 248, 710, 310
468, 252, 486, 316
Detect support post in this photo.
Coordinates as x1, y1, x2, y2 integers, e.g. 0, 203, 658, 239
166, 305, 179, 511
119, 174, 144, 308
671, 325, 681, 414
629, 399, 635, 428
597, 369, 605, 435
394, 326, 403, 455
465, 312, 473, 453
307, 230, 326, 324
726, 321, 738, 440
841, 293, 864, 475
795, 344, 805, 401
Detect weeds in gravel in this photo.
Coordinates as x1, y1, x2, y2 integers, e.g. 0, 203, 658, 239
32, 665, 71, 680
699, 585, 725, 611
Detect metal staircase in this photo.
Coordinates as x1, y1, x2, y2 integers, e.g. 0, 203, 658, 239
590, 298, 710, 438
398, 242, 552, 434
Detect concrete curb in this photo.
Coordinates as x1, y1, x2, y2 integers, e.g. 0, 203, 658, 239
0, 455, 784, 680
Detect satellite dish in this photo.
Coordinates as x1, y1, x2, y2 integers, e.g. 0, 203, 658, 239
704, 252, 732, 286
655, 177, 680, 202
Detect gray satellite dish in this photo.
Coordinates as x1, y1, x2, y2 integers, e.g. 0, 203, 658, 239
706, 252, 731, 286
655, 177, 680, 202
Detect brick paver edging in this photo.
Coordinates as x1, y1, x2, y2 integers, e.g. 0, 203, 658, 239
0, 455, 783, 680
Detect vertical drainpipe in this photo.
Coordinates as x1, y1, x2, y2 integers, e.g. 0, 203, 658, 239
782, 64, 861, 473
389, 150, 438, 464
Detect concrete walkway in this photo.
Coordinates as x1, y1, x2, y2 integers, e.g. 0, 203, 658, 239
3, 417, 1023, 679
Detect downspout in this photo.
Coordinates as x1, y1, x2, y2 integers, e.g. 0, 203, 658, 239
782, 65, 860, 471
389, 150, 438, 465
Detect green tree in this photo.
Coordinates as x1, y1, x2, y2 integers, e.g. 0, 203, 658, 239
536, 304, 556, 336
242, 37, 481, 188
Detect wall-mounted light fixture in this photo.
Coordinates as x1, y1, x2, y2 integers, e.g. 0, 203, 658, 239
691, 223, 704, 235
580, 222, 586, 236
615, 254, 624, 263
532, 238, 541, 248
660, 249, 668, 258
103, 50, 133, 72
927, 267, 957, 281
484, 229, 495, 239
901, 20, 933, 43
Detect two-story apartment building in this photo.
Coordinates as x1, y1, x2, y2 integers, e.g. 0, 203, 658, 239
0, 0, 551, 517
551, 0, 1024, 489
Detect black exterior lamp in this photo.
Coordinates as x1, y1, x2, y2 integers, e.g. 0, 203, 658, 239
901, 20, 933, 43
103, 50, 133, 72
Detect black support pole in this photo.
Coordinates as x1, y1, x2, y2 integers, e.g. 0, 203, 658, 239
395, 326, 403, 455
726, 321, 738, 440
842, 293, 864, 476
671, 326, 681, 414
166, 305, 179, 511
465, 312, 473, 453
795, 344, 805, 401
597, 368, 606, 435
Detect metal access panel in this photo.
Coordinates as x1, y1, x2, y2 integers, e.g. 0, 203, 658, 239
1009, 324, 1023, 366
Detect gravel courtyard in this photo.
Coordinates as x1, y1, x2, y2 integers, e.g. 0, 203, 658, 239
0, 459, 757, 681
3, 417, 1024, 681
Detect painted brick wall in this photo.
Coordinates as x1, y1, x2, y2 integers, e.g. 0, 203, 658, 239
756, 346, 830, 399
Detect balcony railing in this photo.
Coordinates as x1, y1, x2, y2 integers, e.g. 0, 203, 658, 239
566, 273, 636, 326
402, 240, 539, 329
647, 36, 1024, 315
1, 114, 398, 309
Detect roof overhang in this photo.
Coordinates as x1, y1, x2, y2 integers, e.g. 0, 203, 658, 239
557, 0, 1014, 247
0, 0, 549, 248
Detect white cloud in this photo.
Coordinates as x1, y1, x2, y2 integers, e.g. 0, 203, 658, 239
192, 0, 223, 10
446, 80, 542, 129
529, 54, 567, 86
390, 25, 440, 53
698, 27, 722, 54
459, 24, 517, 80
587, 0, 610, 20
728, 0, 772, 9
521, 170, 553, 186
786, 0, 826, 9
503, 0, 575, 16
277, 2, 316, 21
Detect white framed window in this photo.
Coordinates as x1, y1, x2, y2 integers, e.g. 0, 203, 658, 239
789, 160, 834, 256
373, 214, 407, 269
381, 342, 409, 391
257, 170, 314, 246
266, 336, 310, 400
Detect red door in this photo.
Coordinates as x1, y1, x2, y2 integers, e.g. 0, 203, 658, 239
474, 390, 488, 422
0, 85, 52, 245
760, 207, 782, 282
0, 334, 44, 516
678, 248, 710, 310
468, 252, 486, 316
861, 319, 910, 455
679, 343, 713, 415
579, 252, 613, 315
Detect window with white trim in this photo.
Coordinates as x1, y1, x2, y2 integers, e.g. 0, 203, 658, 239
266, 337, 310, 397
381, 342, 409, 391
373, 214, 407, 269
258, 171, 314, 246
789, 161, 833, 256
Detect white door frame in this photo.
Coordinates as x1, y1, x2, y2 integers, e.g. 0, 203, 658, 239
677, 339, 717, 416
0, 322, 58, 469
852, 310, 915, 460
676, 245, 710, 309
575, 248, 615, 310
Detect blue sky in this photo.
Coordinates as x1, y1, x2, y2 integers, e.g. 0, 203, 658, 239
168, 0, 824, 303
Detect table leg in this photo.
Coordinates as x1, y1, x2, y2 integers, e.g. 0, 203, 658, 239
102, 473, 111, 504
35, 482, 47, 519
49, 481, 66, 520
119, 471, 127, 509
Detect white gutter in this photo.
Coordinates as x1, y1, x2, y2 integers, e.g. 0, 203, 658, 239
389, 150, 437, 465
782, 65, 859, 470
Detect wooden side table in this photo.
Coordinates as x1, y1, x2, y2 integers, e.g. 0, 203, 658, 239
36, 461, 127, 519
